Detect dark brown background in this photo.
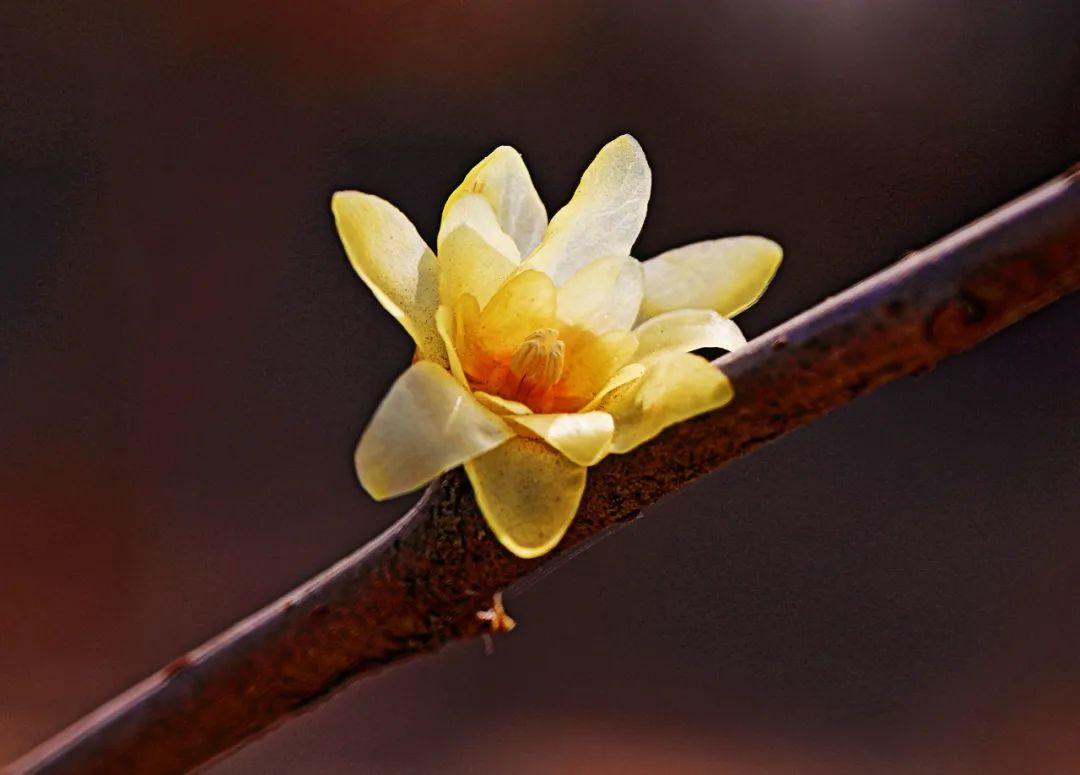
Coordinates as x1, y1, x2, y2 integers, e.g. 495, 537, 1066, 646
2, 2, 1079, 772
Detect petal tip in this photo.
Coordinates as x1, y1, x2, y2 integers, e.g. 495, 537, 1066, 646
354, 446, 393, 502
500, 537, 563, 560
758, 236, 784, 264
330, 189, 363, 213
742, 235, 785, 274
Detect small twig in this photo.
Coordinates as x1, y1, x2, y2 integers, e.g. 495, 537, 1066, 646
6, 167, 1079, 775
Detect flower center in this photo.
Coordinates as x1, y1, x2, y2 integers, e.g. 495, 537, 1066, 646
509, 328, 565, 392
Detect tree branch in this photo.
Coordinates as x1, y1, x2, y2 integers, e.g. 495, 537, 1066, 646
7, 166, 1080, 775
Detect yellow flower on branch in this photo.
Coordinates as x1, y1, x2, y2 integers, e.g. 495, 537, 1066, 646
333, 135, 781, 558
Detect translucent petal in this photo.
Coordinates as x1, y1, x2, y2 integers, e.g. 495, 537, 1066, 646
435, 306, 466, 385
524, 135, 651, 285
474, 391, 532, 416
450, 292, 485, 381
640, 236, 782, 320
355, 361, 514, 499
557, 328, 638, 408
442, 146, 547, 257
556, 255, 644, 334
477, 270, 558, 356
437, 194, 520, 263
437, 224, 517, 309
332, 192, 445, 365
580, 363, 646, 412
633, 309, 746, 359
600, 352, 734, 454
465, 437, 587, 558
509, 411, 614, 467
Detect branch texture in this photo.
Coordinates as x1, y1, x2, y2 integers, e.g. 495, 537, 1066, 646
7, 167, 1080, 775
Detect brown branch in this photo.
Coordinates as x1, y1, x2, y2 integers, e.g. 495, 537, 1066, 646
7, 166, 1080, 775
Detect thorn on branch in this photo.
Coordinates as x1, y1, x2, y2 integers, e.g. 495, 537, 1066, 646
477, 591, 516, 655
476, 591, 516, 634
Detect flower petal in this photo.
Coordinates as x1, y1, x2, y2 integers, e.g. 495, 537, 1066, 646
474, 391, 532, 416
437, 224, 517, 309
477, 270, 558, 355
450, 292, 485, 382
557, 328, 638, 409
556, 255, 644, 334
355, 361, 514, 499
509, 411, 615, 467
435, 306, 467, 385
332, 191, 445, 364
640, 236, 783, 320
465, 437, 587, 558
524, 135, 651, 285
633, 309, 746, 359
438, 194, 520, 263
600, 352, 734, 453
442, 146, 547, 257
580, 363, 646, 412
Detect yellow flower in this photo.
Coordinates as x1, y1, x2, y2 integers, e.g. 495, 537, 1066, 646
333, 135, 781, 558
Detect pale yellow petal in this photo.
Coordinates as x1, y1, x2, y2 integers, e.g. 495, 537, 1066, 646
450, 292, 485, 381
435, 306, 466, 385
474, 391, 532, 416
437, 224, 517, 308
633, 309, 746, 359
640, 236, 782, 320
332, 191, 445, 365
524, 135, 651, 285
556, 255, 644, 334
355, 361, 513, 499
477, 270, 558, 355
580, 363, 646, 412
509, 411, 614, 467
437, 194, 520, 263
442, 146, 547, 257
558, 328, 638, 407
465, 437, 587, 558
600, 352, 734, 454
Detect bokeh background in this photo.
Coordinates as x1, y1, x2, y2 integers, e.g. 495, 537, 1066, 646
3, 2, 1079, 772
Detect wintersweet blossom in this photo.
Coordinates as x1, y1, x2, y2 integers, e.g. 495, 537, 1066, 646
333, 135, 781, 558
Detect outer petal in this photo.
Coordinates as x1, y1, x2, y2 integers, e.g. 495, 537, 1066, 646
524, 135, 651, 285
510, 411, 614, 467
600, 352, 734, 454
438, 194, 520, 263
556, 255, 644, 334
442, 146, 547, 257
633, 309, 746, 359
640, 236, 782, 320
437, 224, 517, 309
465, 437, 587, 558
332, 192, 445, 365
355, 361, 514, 499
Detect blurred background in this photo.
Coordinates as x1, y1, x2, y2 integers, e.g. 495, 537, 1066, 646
2, 1, 1079, 772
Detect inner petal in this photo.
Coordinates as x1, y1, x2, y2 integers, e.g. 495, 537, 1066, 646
553, 327, 639, 411
476, 270, 558, 356
456, 276, 640, 414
